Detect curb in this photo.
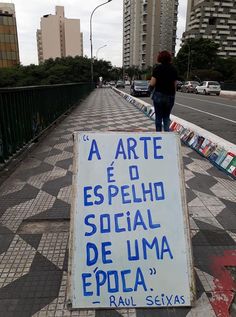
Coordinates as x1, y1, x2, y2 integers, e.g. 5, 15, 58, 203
112, 87, 236, 179
220, 90, 236, 98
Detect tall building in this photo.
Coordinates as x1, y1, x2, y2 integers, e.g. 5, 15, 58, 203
37, 6, 83, 64
123, 0, 178, 69
0, 3, 20, 68
182, 0, 236, 57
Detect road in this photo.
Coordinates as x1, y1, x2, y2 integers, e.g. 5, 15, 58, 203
121, 87, 236, 144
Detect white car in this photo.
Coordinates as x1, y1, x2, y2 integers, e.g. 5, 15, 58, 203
195, 81, 221, 96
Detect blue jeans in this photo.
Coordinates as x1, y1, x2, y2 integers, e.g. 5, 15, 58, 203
152, 91, 175, 132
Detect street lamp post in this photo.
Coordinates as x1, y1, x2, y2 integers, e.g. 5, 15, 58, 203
90, 0, 112, 84
96, 44, 107, 59
186, 42, 191, 80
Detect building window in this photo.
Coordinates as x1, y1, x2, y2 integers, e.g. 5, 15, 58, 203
209, 17, 217, 25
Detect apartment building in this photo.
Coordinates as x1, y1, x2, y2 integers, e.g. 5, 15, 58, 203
123, 0, 178, 69
0, 3, 20, 68
37, 6, 83, 64
183, 0, 236, 57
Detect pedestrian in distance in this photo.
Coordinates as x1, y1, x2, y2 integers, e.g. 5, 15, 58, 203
149, 51, 178, 132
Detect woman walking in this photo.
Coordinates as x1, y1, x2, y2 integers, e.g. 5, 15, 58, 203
149, 51, 178, 132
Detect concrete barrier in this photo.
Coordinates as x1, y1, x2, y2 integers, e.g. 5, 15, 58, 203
220, 90, 236, 98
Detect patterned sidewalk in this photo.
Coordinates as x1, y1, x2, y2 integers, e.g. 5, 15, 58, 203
0, 88, 235, 317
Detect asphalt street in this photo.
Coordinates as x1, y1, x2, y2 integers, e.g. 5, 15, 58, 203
121, 87, 236, 144
174, 92, 236, 144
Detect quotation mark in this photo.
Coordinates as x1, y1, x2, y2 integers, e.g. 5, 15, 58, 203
149, 268, 157, 275
83, 135, 89, 142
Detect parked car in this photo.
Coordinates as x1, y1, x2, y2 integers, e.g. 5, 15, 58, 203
180, 81, 200, 93
109, 81, 116, 86
115, 80, 125, 88
130, 80, 150, 96
195, 81, 221, 96
176, 81, 183, 91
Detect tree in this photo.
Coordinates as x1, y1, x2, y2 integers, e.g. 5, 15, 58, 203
214, 57, 236, 82
108, 66, 123, 81
125, 66, 142, 80
0, 56, 114, 87
93, 59, 112, 82
1, 51, 235, 88
175, 38, 219, 80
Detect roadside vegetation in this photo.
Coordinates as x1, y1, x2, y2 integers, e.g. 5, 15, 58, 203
0, 38, 235, 88
174, 38, 236, 83
0, 56, 122, 87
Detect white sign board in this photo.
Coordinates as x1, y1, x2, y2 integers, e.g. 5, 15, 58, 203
68, 132, 194, 309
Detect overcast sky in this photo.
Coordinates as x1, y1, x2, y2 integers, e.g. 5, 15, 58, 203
2, 0, 187, 66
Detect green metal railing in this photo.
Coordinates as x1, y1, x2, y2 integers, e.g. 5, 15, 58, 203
0, 83, 94, 164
